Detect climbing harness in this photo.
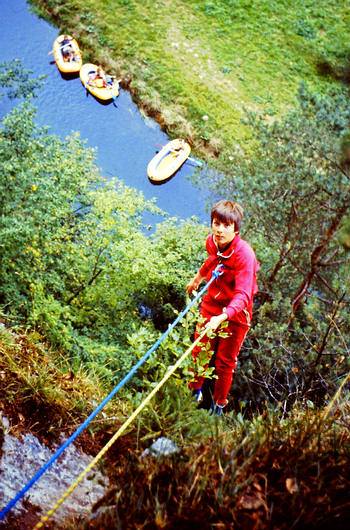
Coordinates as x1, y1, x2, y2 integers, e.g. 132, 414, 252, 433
32, 325, 210, 529
0, 266, 223, 522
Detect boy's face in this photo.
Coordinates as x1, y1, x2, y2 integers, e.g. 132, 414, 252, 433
212, 217, 236, 248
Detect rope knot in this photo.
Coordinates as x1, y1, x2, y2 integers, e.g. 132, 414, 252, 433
212, 264, 224, 278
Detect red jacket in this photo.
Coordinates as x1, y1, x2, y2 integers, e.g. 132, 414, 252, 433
199, 234, 259, 326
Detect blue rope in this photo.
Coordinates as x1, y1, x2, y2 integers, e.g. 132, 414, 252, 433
0, 267, 222, 520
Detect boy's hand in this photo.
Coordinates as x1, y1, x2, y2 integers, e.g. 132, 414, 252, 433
186, 279, 198, 294
186, 273, 203, 294
206, 312, 228, 331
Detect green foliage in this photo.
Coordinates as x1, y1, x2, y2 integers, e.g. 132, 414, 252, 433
211, 85, 350, 407
0, 102, 99, 317
340, 129, 350, 167
0, 91, 208, 387
338, 216, 350, 249
138, 219, 208, 328
0, 60, 45, 99
0, 322, 117, 439
132, 380, 219, 444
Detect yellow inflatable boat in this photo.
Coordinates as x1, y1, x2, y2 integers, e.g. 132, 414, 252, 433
80, 63, 119, 102
147, 139, 191, 182
53, 35, 82, 74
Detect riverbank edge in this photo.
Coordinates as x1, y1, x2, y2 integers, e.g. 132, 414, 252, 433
28, 0, 229, 167
27, 1, 350, 177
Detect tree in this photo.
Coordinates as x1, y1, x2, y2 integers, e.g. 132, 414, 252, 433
211, 85, 350, 406
0, 59, 45, 100
0, 95, 207, 383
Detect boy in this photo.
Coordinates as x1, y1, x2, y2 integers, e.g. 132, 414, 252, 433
186, 200, 259, 415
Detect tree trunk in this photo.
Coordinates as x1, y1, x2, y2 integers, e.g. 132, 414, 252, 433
291, 194, 350, 314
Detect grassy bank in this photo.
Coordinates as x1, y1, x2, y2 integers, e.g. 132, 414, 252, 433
2, 319, 349, 530
0, 321, 128, 447
30, 0, 350, 164
63, 389, 350, 530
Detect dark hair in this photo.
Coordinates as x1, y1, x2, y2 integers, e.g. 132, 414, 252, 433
211, 200, 244, 232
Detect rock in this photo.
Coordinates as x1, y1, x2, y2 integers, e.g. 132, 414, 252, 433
0, 425, 109, 523
0, 413, 10, 432
142, 437, 179, 458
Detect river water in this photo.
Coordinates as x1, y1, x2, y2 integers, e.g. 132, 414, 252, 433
0, 0, 211, 222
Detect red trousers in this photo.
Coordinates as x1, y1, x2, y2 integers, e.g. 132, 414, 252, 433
189, 320, 249, 406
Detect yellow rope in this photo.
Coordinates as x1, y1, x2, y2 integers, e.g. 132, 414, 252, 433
305, 371, 350, 455
321, 371, 350, 421
32, 327, 208, 529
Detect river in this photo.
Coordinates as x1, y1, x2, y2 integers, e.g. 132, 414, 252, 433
0, 0, 211, 222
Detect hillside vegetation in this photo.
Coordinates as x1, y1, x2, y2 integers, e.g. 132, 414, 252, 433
1, 321, 349, 529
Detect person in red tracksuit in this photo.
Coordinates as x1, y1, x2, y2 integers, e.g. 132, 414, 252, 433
186, 200, 259, 415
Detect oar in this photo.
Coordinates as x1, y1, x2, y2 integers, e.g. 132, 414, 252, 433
108, 78, 121, 109
186, 156, 203, 168
155, 143, 203, 168
48, 42, 74, 55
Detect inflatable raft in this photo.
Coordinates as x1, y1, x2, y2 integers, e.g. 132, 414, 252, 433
147, 139, 191, 182
53, 35, 82, 74
80, 63, 119, 102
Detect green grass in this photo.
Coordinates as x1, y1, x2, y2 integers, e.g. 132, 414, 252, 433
0, 323, 127, 441
30, 0, 350, 164
61, 395, 350, 529
1, 319, 349, 528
